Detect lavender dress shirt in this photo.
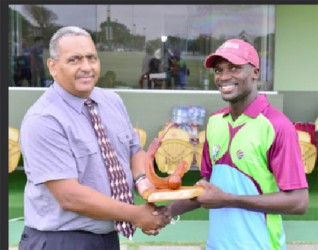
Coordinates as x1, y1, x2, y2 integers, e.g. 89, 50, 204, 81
20, 82, 141, 233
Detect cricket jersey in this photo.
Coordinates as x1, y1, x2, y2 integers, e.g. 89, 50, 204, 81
201, 94, 308, 250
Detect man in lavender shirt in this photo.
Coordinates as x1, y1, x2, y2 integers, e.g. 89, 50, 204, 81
19, 26, 170, 250
166, 39, 308, 250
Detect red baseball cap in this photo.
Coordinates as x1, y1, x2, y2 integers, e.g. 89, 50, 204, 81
204, 39, 259, 69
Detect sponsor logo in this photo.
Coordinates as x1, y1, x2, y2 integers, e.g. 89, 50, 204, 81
212, 144, 221, 161
236, 149, 244, 159
221, 41, 239, 49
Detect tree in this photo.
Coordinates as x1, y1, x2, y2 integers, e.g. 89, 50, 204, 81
23, 5, 57, 37
100, 21, 131, 49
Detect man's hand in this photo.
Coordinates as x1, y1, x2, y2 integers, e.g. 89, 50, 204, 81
141, 205, 172, 235
135, 177, 155, 197
195, 179, 230, 209
132, 203, 171, 232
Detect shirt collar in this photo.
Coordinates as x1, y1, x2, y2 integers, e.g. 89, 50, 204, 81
222, 94, 269, 118
243, 94, 269, 118
52, 82, 102, 113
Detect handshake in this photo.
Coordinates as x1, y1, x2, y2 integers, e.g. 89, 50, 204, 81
133, 202, 175, 236
132, 176, 176, 236
132, 175, 224, 235
132, 175, 210, 236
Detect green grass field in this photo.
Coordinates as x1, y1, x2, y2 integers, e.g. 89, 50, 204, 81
26, 50, 211, 90
9, 163, 318, 221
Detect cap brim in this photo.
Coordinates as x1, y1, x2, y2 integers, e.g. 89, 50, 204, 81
204, 53, 248, 68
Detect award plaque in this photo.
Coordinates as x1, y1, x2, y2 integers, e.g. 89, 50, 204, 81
142, 123, 204, 202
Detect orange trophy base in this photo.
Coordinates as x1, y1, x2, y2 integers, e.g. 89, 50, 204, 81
142, 186, 204, 203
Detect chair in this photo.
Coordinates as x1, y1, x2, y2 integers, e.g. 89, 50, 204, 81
294, 122, 316, 145
149, 72, 166, 89
158, 127, 190, 142
198, 130, 206, 143
297, 130, 311, 143
9, 127, 21, 173
195, 143, 204, 170
188, 130, 205, 170
297, 130, 317, 174
155, 139, 194, 174
134, 128, 147, 149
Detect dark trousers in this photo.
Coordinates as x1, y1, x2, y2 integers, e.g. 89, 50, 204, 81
19, 226, 120, 250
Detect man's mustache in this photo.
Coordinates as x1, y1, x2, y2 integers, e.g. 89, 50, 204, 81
76, 72, 95, 78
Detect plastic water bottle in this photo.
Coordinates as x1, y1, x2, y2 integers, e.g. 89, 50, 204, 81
188, 106, 197, 124
181, 106, 189, 124
172, 106, 183, 124
198, 106, 206, 126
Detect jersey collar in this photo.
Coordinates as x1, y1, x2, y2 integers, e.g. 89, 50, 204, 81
222, 94, 270, 118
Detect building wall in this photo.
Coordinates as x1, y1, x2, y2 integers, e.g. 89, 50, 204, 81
274, 5, 318, 124
275, 5, 318, 91
9, 88, 283, 148
280, 91, 318, 123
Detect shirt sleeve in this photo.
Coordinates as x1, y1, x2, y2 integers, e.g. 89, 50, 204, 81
268, 121, 308, 191
20, 114, 78, 184
200, 140, 212, 178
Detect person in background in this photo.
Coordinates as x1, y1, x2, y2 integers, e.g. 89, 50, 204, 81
139, 45, 162, 89
166, 39, 308, 250
141, 45, 155, 76
19, 26, 170, 250
139, 45, 154, 88
31, 36, 46, 87
97, 70, 117, 88
169, 49, 188, 89
13, 38, 32, 87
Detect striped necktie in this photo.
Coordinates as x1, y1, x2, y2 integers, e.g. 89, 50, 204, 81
85, 98, 135, 239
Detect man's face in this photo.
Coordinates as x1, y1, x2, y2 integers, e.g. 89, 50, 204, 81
213, 58, 259, 103
47, 35, 100, 98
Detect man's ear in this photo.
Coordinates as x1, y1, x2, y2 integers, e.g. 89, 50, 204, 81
252, 68, 260, 81
47, 58, 57, 79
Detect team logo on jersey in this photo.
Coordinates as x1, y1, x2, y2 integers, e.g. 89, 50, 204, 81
212, 144, 221, 161
236, 149, 244, 159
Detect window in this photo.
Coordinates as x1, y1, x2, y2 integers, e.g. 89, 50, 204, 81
9, 4, 275, 90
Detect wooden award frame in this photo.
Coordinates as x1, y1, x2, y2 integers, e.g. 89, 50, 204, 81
142, 123, 204, 202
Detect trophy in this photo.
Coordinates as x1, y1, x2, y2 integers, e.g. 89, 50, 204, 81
141, 123, 204, 202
